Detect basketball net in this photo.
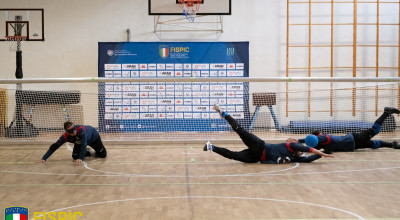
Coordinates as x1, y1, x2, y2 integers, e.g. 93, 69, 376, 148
6, 36, 26, 52
178, 0, 202, 22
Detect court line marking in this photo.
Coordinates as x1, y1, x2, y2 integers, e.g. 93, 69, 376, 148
81, 161, 300, 177
2, 181, 400, 187
1, 164, 400, 178
29, 196, 366, 220
0, 162, 299, 177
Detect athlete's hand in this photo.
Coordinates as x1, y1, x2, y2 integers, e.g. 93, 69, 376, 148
35, 159, 46, 163
74, 159, 83, 163
322, 153, 335, 158
286, 138, 298, 143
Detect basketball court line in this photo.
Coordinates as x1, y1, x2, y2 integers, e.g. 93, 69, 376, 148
0, 163, 399, 178
28, 196, 366, 220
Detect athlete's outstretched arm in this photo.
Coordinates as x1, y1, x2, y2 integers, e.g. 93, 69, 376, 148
37, 135, 66, 162
311, 148, 334, 158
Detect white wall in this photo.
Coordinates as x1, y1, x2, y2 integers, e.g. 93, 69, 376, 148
0, 0, 286, 79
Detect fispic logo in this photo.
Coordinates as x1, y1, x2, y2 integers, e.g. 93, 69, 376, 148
33, 211, 83, 220
5, 207, 28, 220
159, 45, 169, 59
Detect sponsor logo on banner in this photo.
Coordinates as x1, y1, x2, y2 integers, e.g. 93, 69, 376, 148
5, 207, 28, 220
159, 45, 169, 59
105, 64, 121, 70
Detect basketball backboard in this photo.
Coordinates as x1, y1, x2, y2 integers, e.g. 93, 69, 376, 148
0, 8, 44, 41
149, 0, 231, 15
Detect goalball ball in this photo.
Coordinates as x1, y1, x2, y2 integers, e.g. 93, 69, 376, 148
305, 134, 318, 147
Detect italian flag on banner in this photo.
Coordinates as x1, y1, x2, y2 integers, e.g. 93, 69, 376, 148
6, 214, 27, 220
159, 47, 168, 58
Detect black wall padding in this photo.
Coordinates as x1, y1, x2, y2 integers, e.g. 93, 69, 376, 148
16, 90, 81, 105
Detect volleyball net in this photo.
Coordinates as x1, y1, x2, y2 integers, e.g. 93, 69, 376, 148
0, 77, 399, 144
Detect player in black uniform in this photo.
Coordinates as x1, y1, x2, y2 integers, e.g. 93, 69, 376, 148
287, 107, 400, 153
203, 104, 334, 164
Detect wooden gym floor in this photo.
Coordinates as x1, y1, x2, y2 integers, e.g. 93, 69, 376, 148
0, 143, 400, 220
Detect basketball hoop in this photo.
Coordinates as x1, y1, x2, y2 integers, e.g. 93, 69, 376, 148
5, 36, 27, 52
178, 0, 202, 22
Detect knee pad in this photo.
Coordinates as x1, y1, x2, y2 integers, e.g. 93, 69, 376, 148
96, 148, 107, 158
372, 140, 381, 149
72, 153, 79, 160
98, 151, 107, 158
372, 123, 382, 135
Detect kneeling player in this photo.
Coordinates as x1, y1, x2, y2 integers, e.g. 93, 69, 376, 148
38, 121, 107, 163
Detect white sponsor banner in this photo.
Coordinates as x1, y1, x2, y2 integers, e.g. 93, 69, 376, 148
123, 113, 139, 119
114, 99, 123, 105
231, 112, 244, 119
105, 85, 114, 92
158, 99, 174, 105
123, 85, 139, 91
139, 64, 148, 70
123, 92, 139, 98
141, 113, 156, 119
193, 106, 208, 112
105, 92, 122, 99
106, 106, 122, 113
131, 106, 140, 112
157, 63, 165, 70
122, 71, 130, 77
105, 99, 113, 105
123, 106, 131, 112
210, 63, 226, 69
105, 64, 121, 70
175, 63, 183, 69
148, 64, 157, 70
158, 71, 173, 77
193, 113, 202, 119
105, 71, 113, 78
227, 63, 236, 69
227, 98, 244, 105
192, 63, 209, 70
113, 71, 122, 78
131, 71, 139, 77
184, 113, 193, 118
236, 63, 244, 69
114, 85, 122, 91
122, 64, 139, 70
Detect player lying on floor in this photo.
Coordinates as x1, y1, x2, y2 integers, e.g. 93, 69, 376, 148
286, 107, 400, 153
203, 104, 334, 164
37, 121, 107, 163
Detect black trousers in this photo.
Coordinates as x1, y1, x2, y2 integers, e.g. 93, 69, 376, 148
213, 115, 265, 163
352, 128, 376, 149
352, 112, 390, 149
72, 137, 107, 160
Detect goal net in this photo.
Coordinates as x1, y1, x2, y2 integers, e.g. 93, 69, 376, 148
0, 78, 399, 144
